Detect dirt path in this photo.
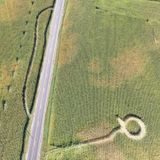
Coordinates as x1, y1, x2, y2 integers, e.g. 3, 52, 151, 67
48, 114, 147, 154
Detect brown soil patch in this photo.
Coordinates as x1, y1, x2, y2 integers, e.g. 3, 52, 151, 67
121, 142, 149, 159
57, 0, 78, 67
89, 49, 148, 88
111, 50, 148, 80
151, 147, 160, 160
68, 0, 82, 11
96, 143, 126, 160
88, 58, 102, 73
57, 0, 84, 67
63, 17, 73, 31
88, 75, 110, 88
48, 112, 56, 145
148, 139, 160, 160
12, 62, 19, 71
0, 65, 11, 89
0, 0, 24, 22
57, 32, 79, 67
77, 123, 111, 141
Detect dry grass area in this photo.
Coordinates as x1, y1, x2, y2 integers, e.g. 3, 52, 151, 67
57, 0, 80, 68
150, 145, 160, 160
87, 57, 102, 73
111, 49, 148, 80
0, 59, 20, 97
96, 143, 126, 160
89, 49, 149, 88
0, 65, 11, 90
57, 33, 79, 67
0, 0, 27, 22
77, 123, 111, 141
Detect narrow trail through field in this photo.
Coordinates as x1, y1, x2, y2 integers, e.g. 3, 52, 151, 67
47, 114, 146, 154
22, 6, 54, 118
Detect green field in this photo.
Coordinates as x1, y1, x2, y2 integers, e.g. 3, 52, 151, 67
0, 0, 54, 159
46, 146, 96, 160
44, 0, 160, 159
0, 0, 4, 4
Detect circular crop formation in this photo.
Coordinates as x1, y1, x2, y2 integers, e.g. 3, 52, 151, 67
126, 119, 141, 135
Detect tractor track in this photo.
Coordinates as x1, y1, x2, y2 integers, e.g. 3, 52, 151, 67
46, 114, 146, 155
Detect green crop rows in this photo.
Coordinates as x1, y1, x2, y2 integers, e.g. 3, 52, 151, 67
44, 0, 160, 159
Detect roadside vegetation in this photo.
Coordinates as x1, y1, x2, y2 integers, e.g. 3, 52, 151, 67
44, 0, 160, 159
0, 0, 54, 159
46, 146, 96, 160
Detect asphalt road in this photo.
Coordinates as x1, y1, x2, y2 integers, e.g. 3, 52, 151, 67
26, 0, 66, 159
